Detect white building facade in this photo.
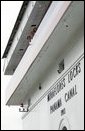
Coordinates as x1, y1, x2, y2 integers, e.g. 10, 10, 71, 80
3, 1, 84, 130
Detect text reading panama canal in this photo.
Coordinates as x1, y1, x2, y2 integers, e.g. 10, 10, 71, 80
47, 62, 81, 114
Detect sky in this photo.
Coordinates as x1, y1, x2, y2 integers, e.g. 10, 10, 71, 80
1, 1, 23, 130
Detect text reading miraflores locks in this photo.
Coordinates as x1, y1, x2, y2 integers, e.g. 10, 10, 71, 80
47, 62, 81, 114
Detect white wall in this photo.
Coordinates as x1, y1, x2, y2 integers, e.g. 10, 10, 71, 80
1, 1, 23, 130
22, 19, 84, 130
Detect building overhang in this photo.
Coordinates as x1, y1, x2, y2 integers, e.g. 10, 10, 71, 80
5, 1, 84, 105
2, 1, 51, 75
